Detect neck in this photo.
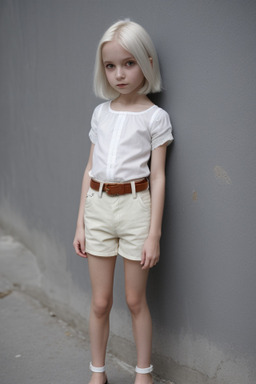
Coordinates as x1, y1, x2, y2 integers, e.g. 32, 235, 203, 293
114, 94, 151, 107
111, 94, 154, 112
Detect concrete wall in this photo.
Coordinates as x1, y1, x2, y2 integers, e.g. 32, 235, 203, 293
1, 1, 256, 383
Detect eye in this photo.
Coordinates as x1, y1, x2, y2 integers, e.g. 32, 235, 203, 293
126, 60, 136, 67
105, 63, 114, 69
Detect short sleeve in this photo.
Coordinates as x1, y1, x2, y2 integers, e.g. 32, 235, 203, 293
89, 104, 103, 144
150, 108, 174, 150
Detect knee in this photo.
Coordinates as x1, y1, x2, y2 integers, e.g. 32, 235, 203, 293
92, 297, 112, 318
126, 294, 145, 316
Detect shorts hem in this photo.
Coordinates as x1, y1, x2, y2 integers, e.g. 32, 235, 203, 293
86, 248, 117, 257
118, 252, 142, 262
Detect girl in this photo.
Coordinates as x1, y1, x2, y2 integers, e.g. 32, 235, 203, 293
73, 20, 173, 384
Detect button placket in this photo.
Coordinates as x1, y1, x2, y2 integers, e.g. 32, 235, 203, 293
106, 115, 126, 180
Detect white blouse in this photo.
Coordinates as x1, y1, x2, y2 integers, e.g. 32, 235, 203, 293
88, 101, 173, 182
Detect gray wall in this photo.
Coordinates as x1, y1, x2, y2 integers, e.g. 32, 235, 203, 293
1, 1, 256, 383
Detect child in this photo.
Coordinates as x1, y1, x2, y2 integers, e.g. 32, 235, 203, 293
73, 20, 173, 384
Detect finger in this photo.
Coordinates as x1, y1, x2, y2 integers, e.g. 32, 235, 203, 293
78, 252, 88, 258
152, 258, 159, 267
73, 241, 80, 253
140, 249, 146, 266
147, 257, 157, 269
73, 241, 87, 258
76, 247, 87, 258
141, 257, 151, 270
80, 241, 86, 255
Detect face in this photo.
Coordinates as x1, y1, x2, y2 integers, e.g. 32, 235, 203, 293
102, 40, 145, 96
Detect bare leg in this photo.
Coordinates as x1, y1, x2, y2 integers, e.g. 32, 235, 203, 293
88, 254, 117, 384
123, 258, 153, 384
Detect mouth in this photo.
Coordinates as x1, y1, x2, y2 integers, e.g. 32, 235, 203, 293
116, 84, 128, 88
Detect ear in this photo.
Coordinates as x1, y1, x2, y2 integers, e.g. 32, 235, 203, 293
149, 57, 153, 67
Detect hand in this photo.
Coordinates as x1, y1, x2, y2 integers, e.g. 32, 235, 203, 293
141, 235, 160, 270
73, 227, 87, 258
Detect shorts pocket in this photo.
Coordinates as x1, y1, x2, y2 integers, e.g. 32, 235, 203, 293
137, 190, 151, 210
85, 188, 96, 209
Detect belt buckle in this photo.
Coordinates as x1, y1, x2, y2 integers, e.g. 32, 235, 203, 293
105, 183, 120, 197
105, 184, 118, 196
105, 184, 111, 195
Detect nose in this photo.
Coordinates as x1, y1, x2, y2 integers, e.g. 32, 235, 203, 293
116, 66, 125, 80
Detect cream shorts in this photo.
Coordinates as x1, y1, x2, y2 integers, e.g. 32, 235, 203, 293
84, 187, 151, 261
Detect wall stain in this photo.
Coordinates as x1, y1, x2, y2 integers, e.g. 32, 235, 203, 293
192, 191, 198, 201
214, 166, 232, 185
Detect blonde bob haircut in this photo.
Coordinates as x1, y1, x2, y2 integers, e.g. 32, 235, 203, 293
94, 20, 162, 100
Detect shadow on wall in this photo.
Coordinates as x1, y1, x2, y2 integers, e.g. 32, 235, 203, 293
147, 146, 178, 329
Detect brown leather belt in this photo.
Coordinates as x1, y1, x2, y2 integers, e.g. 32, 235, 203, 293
90, 178, 149, 196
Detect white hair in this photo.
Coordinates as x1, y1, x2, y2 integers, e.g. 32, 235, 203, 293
93, 20, 162, 100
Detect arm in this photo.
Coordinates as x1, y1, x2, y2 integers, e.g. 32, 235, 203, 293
73, 144, 95, 258
141, 144, 167, 269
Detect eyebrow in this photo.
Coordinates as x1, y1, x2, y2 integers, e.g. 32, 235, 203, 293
103, 56, 136, 64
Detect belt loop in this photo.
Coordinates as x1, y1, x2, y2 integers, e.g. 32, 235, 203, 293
131, 181, 137, 199
98, 182, 104, 198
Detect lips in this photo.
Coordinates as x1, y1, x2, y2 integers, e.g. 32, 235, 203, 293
117, 84, 128, 88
